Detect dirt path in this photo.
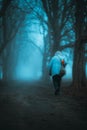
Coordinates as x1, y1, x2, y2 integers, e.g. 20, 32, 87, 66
0, 81, 87, 130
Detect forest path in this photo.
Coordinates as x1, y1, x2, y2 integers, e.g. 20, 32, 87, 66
0, 81, 87, 130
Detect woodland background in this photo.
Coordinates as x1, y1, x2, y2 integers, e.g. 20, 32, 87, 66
0, 0, 87, 92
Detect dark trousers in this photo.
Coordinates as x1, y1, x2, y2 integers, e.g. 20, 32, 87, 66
52, 74, 61, 93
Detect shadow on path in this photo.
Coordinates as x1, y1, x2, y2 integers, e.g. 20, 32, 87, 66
0, 81, 87, 130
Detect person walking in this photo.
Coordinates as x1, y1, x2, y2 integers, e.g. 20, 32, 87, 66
49, 51, 67, 95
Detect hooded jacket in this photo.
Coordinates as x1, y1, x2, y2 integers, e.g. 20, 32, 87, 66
49, 55, 61, 77
49, 51, 67, 77
49, 51, 65, 77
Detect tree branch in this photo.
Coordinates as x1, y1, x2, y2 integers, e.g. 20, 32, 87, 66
59, 42, 74, 50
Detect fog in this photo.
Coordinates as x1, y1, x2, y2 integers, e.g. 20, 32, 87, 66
0, 0, 86, 83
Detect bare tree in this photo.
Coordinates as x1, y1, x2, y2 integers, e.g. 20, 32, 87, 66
41, 0, 75, 56
0, 0, 36, 80
40, 0, 75, 80
72, 0, 87, 89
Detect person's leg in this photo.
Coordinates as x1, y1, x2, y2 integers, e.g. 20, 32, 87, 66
56, 75, 61, 93
52, 75, 61, 95
52, 75, 58, 90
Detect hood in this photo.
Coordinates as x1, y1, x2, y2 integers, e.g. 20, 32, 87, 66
55, 51, 64, 60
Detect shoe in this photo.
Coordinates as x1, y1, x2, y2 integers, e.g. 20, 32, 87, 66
54, 90, 59, 95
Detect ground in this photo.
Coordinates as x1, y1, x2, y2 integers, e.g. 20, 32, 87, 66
0, 80, 87, 130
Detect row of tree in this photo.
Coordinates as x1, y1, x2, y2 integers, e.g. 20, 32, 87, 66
42, 0, 87, 89
0, 0, 87, 89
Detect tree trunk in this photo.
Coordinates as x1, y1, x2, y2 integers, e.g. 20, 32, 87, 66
41, 30, 51, 81
2, 14, 8, 80
72, 0, 86, 89
73, 42, 86, 89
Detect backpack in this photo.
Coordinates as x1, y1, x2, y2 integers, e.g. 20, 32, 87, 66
59, 60, 66, 77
